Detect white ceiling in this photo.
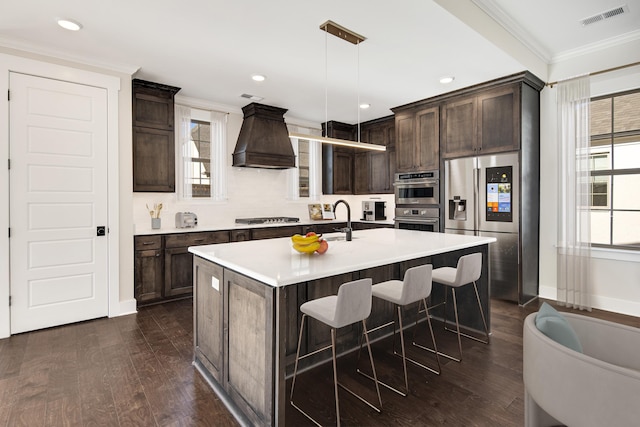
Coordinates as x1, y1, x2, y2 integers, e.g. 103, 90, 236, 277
1, 0, 639, 125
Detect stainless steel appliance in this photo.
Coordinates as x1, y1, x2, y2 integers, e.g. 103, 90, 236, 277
394, 170, 439, 206
175, 212, 198, 228
235, 217, 300, 225
444, 152, 538, 305
394, 207, 439, 232
362, 201, 386, 221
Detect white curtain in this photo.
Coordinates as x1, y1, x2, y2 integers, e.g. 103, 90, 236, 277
175, 104, 192, 199
556, 76, 592, 311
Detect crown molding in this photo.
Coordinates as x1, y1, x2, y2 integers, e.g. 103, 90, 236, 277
472, 0, 552, 63
551, 29, 640, 64
0, 36, 140, 76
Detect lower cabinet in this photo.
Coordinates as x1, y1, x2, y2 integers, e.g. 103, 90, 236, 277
134, 223, 389, 307
134, 231, 230, 306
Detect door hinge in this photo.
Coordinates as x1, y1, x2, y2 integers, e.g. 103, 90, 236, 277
8, 228, 10, 238
7, 159, 10, 170
9, 296, 11, 306
7, 90, 9, 101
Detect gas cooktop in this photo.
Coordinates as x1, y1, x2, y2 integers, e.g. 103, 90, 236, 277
235, 217, 300, 225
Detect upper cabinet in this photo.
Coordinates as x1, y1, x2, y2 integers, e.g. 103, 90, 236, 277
132, 79, 180, 192
441, 84, 519, 158
322, 118, 395, 195
358, 117, 395, 194
395, 106, 439, 172
322, 121, 356, 195
392, 71, 544, 166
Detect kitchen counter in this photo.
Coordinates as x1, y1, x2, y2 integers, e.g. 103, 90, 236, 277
134, 218, 394, 236
191, 228, 495, 426
189, 228, 495, 287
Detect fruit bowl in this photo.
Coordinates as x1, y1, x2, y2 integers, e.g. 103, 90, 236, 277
291, 232, 328, 255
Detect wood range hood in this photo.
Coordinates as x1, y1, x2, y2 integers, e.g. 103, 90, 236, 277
232, 103, 296, 169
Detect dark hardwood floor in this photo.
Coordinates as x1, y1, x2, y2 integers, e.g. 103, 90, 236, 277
0, 298, 637, 426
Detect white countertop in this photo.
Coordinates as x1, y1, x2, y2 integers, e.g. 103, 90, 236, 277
134, 218, 395, 235
189, 228, 496, 287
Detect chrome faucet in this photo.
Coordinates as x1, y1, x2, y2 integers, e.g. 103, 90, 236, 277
333, 199, 352, 241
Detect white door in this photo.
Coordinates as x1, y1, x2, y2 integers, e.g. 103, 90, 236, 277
9, 72, 109, 334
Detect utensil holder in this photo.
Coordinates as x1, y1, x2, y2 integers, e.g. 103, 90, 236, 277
151, 218, 161, 229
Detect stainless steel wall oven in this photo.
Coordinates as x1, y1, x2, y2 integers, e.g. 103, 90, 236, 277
394, 170, 440, 231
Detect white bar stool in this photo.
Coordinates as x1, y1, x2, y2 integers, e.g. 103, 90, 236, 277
290, 278, 382, 427
362, 264, 441, 396
428, 252, 490, 362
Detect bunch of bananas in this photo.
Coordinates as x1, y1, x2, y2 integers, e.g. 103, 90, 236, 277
291, 232, 328, 254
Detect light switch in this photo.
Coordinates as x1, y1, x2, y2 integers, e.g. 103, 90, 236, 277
211, 277, 219, 291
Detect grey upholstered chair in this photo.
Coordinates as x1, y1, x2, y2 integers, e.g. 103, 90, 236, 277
364, 264, 441, 396
431, 252, 489, 362
290, 278, 382, 426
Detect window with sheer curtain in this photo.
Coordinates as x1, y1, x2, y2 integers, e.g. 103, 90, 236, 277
175, 105, 227, 201
589, 89, 640, 249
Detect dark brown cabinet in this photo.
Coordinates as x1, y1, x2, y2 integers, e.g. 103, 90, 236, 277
251, 225, 302, 240
478, 85, 520, 154
322, 118, 395, 195
230, 229, 252, 242
441, 83, 520, 158
134, 231, 229, 306
395, 106, 440, 172
134, 236, 163, 304
132, 79, 180, 192
322, 121, 356, 195
357, 117, 395, 194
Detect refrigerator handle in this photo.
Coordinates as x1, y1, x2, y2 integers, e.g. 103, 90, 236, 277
473, 166, 480, 235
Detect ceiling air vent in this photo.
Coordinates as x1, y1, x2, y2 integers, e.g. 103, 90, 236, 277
241, 93, 264, 102
580, 4, 629, 26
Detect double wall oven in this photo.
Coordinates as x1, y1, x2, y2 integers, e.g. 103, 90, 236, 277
394, 170, 440, 232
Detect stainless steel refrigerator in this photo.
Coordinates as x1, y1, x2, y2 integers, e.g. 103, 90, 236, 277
444, 152, 539, 305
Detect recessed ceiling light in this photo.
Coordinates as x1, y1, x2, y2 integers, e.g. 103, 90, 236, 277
252, 74, 266, 82
359, 103, 370, 109
57, 19, 83, 31
439, 76, 455, 84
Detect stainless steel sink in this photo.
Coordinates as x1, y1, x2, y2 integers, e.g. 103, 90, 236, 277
323, 235, 358, 242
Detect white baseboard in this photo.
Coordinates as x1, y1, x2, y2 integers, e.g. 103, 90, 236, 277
591, 295, 640, 318
111, 298, 137, 317
538, 286, 640, 318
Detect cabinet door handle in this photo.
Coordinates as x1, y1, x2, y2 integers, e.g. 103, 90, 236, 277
155, 252, 161, 257
142, 241, 155, 245
193, 239, 205, 243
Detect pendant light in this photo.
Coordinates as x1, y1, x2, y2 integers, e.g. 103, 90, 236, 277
289, 20, 385, 152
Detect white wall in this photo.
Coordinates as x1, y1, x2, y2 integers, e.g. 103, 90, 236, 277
539, 38, 640, 316
132, 106, 395, 232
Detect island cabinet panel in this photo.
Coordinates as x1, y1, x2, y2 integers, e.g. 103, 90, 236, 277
224, 269, 275, 427
194, 258, 224, 383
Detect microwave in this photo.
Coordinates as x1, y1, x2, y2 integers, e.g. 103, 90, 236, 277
394, 170, 439, 206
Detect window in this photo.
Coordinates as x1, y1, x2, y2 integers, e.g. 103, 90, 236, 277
287, 126, 322, 200
589, 90, 640, 249
185, 119, 211, 197
176, 105, 227, 201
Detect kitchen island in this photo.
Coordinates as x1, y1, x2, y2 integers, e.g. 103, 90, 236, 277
189, 228, 495, 426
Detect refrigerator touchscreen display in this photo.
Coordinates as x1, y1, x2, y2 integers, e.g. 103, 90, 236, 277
486, 166, 513, 222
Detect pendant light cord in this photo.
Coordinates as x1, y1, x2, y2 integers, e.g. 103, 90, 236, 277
324, 27, 328, 137
357, 40, 361, 142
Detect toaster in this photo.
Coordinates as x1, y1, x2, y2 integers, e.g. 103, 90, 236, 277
175, 212, 198, 228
